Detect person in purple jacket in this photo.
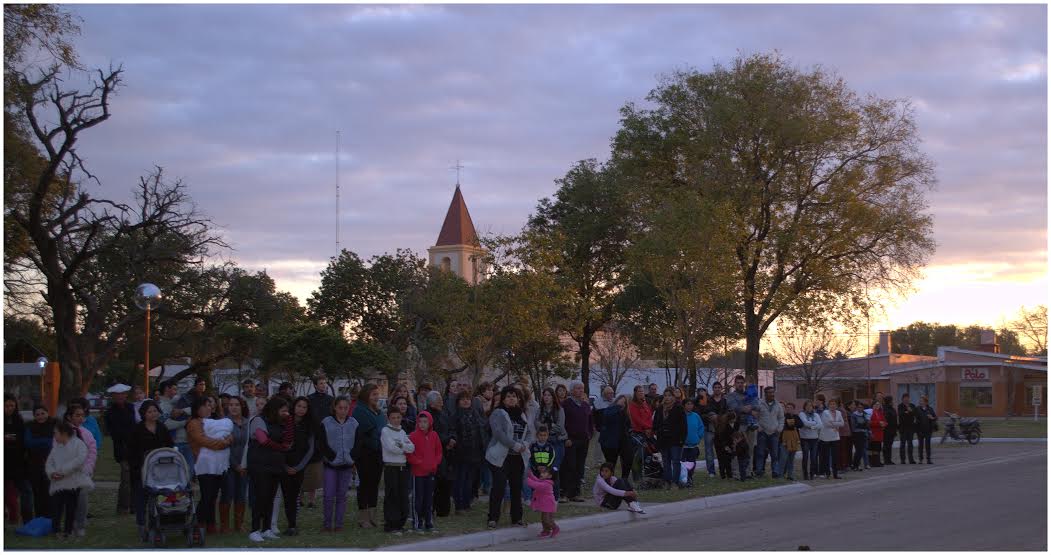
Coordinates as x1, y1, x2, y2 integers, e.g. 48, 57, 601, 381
560, 382, 593, 502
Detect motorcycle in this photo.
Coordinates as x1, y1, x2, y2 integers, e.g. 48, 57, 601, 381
940, 412, 981, 445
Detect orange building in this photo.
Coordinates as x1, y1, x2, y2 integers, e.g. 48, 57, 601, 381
775, 331, 1047, 417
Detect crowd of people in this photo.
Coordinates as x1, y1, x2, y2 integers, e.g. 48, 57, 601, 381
4, 373, 939, 542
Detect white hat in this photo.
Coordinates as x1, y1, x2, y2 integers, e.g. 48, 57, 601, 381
107, 383, 132, 394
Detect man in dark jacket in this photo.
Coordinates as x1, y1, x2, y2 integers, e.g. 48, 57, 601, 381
562, 382, 594, 502
897, 394, 918, 464
881, 396, 898, 465
698, 382, 728, 477
104, 384, 137, 515
425, 391, 453, 517
303, 374, 334, 508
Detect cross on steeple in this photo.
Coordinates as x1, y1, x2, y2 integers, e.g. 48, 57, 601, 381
450, 159, 464, 186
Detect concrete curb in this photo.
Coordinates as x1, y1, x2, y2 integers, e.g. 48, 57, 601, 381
376, 483, 810, 551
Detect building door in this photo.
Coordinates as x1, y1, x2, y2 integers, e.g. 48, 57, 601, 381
898, 383, 937, 410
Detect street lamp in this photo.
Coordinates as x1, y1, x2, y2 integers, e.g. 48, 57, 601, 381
134, 283, 162, 394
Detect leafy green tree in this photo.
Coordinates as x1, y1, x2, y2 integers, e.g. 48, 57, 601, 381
308, 248, 428, 383
519, 160, 632, 393
620, 191, 740, 395
613, 52, 936, 382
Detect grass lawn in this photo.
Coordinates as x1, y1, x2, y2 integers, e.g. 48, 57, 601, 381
5, 439, 785, 549
976, 418, 1047, 438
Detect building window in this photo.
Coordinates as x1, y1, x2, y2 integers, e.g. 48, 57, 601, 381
795, 384, 809, 399
959, 384, 993, 408
440, 257, 451, 272
1026, 386, 1046, 407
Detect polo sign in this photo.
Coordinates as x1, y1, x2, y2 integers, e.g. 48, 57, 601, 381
961, 367, 990, 381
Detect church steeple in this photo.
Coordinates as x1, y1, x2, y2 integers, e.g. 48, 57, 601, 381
428, 183, 487, 285
435, 185, 480, 247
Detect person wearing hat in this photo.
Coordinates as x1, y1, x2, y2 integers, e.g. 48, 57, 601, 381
104, 383, 136, 515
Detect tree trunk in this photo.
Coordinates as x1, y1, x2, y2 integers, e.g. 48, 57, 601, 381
579, 328, 594, 395
744, 313, 762, 384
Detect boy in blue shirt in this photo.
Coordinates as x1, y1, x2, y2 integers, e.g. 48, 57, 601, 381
682, 399, 704, 487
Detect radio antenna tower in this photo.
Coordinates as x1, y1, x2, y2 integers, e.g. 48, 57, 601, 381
336, 130, 341, 253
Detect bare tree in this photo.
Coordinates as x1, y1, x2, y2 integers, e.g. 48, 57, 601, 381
592, 324, 642, 392
776, 324, 860, 400
1014, 305, 1048, 356
6, 65, 223, 398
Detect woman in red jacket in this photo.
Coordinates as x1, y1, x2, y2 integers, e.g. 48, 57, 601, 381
627, 386, 654, 436
868, 401, 888, 468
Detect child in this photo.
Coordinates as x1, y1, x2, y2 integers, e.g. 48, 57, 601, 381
592, 462, 644, 514
318, 396, 358, 533
380, 407, 415, 534
45, 421, 92, 538
406, 411, 442, 533
682, 399, 703, 487
743, 384, 759, 431
732, 430, 750, 481
529, 426, 558, 495
526, 465, 558, 538
713, 412, 737, 479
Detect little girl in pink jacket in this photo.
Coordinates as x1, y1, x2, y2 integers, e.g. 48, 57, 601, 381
526, 466, 559, 538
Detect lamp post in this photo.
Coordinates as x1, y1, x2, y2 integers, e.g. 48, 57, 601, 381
135, 283, 163, 394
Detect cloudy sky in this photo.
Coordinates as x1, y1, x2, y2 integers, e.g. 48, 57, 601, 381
64, 3, 1046, 341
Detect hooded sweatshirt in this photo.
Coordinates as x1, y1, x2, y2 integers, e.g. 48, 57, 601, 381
406, 411, 443, 477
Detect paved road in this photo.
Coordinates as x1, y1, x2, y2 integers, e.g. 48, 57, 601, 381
489, 443, 1047, 551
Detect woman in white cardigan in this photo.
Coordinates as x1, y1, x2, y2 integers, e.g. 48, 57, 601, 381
797, 400, 822, 481
45, 421, 93, 538
818, 400, 844, 480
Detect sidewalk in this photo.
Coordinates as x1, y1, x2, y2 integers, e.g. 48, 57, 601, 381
376, 483, 810, 551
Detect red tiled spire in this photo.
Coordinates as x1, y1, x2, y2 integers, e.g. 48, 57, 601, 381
435, 185, 479, 246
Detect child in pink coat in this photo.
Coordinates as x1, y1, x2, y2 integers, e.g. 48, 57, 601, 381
526, 465, 558, 538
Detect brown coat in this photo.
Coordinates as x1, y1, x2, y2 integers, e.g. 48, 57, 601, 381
781, 413, 801, 452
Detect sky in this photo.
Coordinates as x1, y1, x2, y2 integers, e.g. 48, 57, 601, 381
60, 3, 1047, 347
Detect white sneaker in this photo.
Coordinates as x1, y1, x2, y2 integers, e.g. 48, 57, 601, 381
263, 529, 280, 539
248, 531, 265, 543
628, 501, 645, 514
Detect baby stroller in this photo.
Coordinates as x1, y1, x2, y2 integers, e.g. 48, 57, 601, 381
629, 432, 665, 490
142, 447, 204, 547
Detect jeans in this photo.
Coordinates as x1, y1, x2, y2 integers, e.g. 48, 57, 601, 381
755, 432, 781, 477
74, 482, 89, 531
175, 443, 195, 478
413, 475, 435, 529
322, 466, 354, 530
800, 438, 819, 478
221, 469, 249, 504
851, 433, 867, 469
819, 439, 839, 478
703, 431, 717, 475
50, 489, 78, 535
132, 478, 146, 526
599, 477, 634, 510
452, 462, 478, 510
899, 429, 916, 462
861, 435, 871, 467
660, 445, 682, 484
779, 444, 796, 479
918, 432, 933, 461
479, 464, 492, 494
488, 456, 524, 524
